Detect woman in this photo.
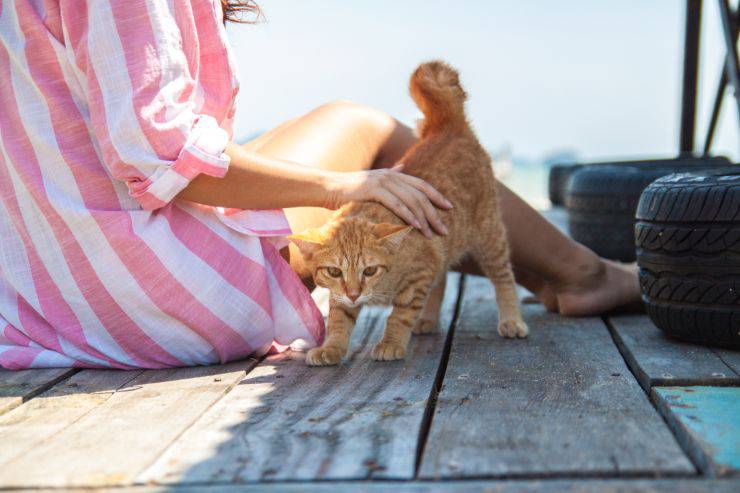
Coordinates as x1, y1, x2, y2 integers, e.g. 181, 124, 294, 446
0, 0, 638, 369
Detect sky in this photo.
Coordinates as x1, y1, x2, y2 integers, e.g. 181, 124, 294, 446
226, 0, 738, 163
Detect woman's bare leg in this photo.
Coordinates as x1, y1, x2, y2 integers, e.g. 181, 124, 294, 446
243, 101, 409, 278
494, 184, 640, 315
244, 101, 640, 316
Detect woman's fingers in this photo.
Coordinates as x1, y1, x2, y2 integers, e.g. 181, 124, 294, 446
398, 172, 453, 210
412, 187, 449, 235
334, 168, 450, 238
387, 180, 448, 237
387, 182, 434, 238
375, 189, 422, 231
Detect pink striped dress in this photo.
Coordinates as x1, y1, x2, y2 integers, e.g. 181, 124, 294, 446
0, 0, 324, 369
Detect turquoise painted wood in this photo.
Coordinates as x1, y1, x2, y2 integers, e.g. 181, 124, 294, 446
654, 386, 740, 476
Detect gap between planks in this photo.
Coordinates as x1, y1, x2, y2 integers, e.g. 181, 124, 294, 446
138, 273, 463, 485
603, 315, 740, 478
604, 315, 740, 391
0, 274, 463, 488
0, 361, 258, 488
413, 274, 467, 476
0, 368, 78, 417
418, 275, 693, 479
602, 315, 712, 477
652, 386, 740, 478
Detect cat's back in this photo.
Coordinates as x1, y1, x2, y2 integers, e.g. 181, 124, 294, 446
402, 128, 494, 211
343, 199, 402, 225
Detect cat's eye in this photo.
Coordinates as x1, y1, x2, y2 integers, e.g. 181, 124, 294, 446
325, 267, 342, 278
363, 266, 379, 277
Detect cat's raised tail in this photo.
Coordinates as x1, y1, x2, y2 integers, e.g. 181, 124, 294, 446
410, 60, 468, 134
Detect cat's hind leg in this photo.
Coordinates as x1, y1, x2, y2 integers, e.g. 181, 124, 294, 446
372, 269, 436, 361
306, 301, 360, 366
473, 225, 528, 339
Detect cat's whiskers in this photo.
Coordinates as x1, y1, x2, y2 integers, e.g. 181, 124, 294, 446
328, 290, 388, 308
330, 293, 362, 308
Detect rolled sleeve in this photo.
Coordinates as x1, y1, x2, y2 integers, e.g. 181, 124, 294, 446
67, 0, 235, 211
129, 116, 231, 210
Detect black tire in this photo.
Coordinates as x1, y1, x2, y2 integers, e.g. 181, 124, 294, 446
566, 166, 679, 261
565, 157, 735, 261
636, 172, 740, 347
548, 164, 581, 206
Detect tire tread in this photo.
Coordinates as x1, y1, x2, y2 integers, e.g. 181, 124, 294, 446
636, 172, 740, 346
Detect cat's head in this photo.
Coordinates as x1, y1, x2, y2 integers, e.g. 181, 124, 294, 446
288, 218, 412, 307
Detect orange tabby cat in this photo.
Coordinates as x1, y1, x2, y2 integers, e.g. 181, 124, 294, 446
290, 60, 528, 366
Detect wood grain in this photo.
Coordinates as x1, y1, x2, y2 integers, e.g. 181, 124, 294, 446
607, 314, 740, 390
0, 368, 76, 416
713, 348, 740, 376
0, 369, 142, 467
140, 274, 462, 484
419, 275, 694, 479
0, 361, 255, 488
653, 386, 740, 477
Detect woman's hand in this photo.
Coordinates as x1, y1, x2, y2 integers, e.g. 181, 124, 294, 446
181, 145, 451, 236
324, 164, 453, 238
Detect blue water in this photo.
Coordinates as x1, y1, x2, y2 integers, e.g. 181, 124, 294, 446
499, 164, 551, 210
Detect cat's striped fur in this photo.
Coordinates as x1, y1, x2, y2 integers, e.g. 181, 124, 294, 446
290, 60, 527, 365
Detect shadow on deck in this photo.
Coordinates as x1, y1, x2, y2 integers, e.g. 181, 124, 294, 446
0, 210, 738, 492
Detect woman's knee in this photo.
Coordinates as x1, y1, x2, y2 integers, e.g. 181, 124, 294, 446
313, 100, 397, 138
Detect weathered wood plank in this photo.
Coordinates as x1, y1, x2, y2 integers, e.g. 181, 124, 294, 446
713, 348, 740, 376
0, 360, 256, 488
0, 369, 142, 467
607, 315, 739, 390
419, 276, 694, 479
0, 368, 76, 415
140, 273, 462, 484
653, 386, 740, 477
6, 479, 740, 492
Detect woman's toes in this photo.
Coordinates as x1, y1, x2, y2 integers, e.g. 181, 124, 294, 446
555, 259, 640, 316
498, 319, 528, 338
371, 341, 407, 361
306, 346, 344, 366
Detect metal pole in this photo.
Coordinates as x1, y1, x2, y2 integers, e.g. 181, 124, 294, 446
704, 70, 727, 155
679, 0, 702, 156
717, 0, 740, 128
703, 6, 739, 155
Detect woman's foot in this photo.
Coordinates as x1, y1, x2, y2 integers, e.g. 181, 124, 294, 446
553, 256, 641, 317
529, 284, 559, 313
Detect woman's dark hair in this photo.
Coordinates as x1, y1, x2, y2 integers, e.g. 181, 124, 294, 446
220, 0, 262, 23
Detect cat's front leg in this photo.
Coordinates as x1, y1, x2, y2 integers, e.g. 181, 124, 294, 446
306, 302, 360, 366
372, 274, 434, 361
413, 273, 447, 335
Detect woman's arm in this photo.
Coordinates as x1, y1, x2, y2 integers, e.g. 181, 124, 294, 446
177, 142, 452, 237
66, 1, 448, 233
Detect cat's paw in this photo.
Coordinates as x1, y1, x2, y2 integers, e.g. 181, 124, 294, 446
371, 341, 407, 361
498, 319, 528, 338
412, 317, 438, 335
306, 346, 344, 366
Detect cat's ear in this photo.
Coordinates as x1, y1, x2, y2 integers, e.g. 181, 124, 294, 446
287, 228, 325, 255
373, 223, 413, 248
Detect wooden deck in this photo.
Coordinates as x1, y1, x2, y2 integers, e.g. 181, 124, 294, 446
1, 209, 738, 492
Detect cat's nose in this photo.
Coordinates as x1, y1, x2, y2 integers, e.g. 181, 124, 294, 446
347, 291, 360, 302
